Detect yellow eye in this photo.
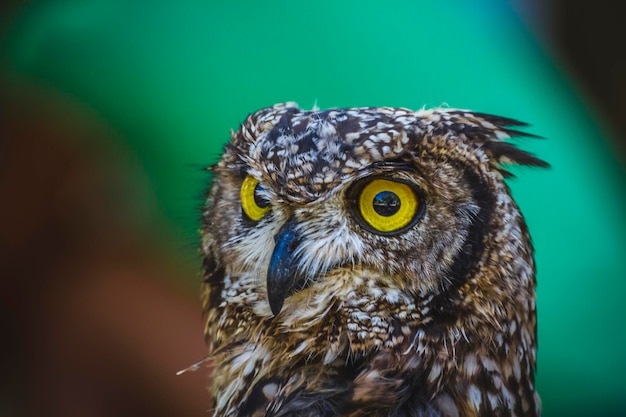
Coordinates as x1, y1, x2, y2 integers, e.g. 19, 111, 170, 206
240, 175, 270, 222
351, 178, 423, 234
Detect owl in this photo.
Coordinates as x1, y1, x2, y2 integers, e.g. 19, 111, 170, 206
200, 102, 547, 417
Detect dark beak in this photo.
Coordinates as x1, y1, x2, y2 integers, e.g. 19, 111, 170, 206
267, 217, 304, 316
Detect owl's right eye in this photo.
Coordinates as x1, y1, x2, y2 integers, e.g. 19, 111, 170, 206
240, 175, 271, 222
348, 177, 424, 235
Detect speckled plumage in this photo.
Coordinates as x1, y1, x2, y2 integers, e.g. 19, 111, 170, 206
201, 102, 547, 417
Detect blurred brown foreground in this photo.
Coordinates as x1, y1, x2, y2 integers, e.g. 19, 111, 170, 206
0, 80, 212, 417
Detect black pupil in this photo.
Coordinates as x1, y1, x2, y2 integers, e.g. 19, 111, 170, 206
373, 191, 401, 216
254, 184, 270, 208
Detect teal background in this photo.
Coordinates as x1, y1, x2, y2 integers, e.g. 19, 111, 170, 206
2, 1, 625, 416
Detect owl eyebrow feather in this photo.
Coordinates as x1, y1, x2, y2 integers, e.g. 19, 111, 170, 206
367, 159, 414, 170
483, 141, 549, 168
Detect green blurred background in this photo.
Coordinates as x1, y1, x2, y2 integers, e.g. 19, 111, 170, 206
1, 1, 624, 416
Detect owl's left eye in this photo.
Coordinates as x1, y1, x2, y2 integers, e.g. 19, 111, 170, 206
349, 177, 424, 235
241, 175, 270, 222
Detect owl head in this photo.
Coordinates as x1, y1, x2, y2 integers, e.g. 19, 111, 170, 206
202, 102, 547, 320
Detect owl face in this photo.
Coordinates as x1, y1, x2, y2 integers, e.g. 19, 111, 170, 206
203, 102, 544, 319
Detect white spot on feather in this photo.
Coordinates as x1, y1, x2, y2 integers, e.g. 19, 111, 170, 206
464, 353, 479, 377
468, 384, 482, 410
262, 383, 278, 400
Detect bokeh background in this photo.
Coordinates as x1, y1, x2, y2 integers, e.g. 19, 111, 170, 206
1, 1, 625, 416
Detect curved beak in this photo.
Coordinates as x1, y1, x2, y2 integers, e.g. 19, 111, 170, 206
267, 217, 304, 316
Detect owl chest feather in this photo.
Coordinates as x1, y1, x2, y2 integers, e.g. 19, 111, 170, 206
205, 270, 538, 417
